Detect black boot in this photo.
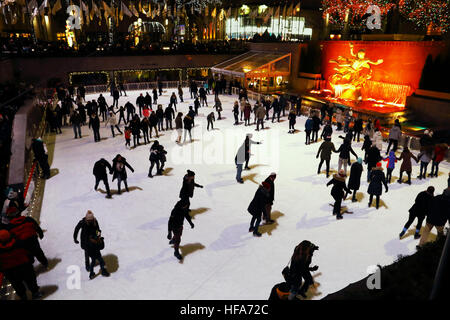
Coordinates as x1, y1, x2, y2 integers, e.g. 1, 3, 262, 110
101, 269, 110, 277
174, 249, 183, 260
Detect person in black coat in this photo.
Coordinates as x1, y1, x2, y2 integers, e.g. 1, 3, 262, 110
312, 112, 321, 142
89, 113, 101, 142
361, 134, 372, 163
73, 211, 102, 272
144, 92, 152, 108
326, 170, 351, 219
148, 141, 160, 178
367, 164, 388, 209
247, 182, 271, 237
149, 111, 159, 138
125, 102, 135, 123
366, 144, 381, 182
31, 137, 50, 179
353, 116, 363, 142
113, 89, 120, 108
320, 121, 333, 140
156, 105, 165, 131
93, 158, 113, 198
346, 158, 363, 202
179, 170, 203, 207
418, 188, 450, 248
136, 93, 145, 117
336, 138, 358, 175
164, 105, 175, 130
399, 186, 434, 239
112, 154, 134, 194
271, 98, 281, 123
129, 115, 141, 147
115, 106, 126, 125
263, 173, 277, 224
152, 88, 158, 105
286, 240, 319, 300
169, 92, 178, 112
167, 199, 194, 260
140, 117, 150, 144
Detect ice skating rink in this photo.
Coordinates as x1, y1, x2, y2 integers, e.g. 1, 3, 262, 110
37, 90, 449, 299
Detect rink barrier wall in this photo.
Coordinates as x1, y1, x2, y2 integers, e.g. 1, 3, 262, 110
231, 87, 449, 160
83, 80, 207, 95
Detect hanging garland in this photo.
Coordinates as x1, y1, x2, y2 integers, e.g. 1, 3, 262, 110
322, 0, 395, 30
398, 0, 450, 33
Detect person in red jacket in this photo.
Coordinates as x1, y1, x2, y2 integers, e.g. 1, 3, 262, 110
430, 143, 448, 178
0, 230, 42, 300
6, 207, 48, 268
374, 118, 381, 132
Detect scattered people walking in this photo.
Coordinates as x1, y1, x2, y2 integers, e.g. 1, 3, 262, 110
397, 147, 418, 184
386, 120, 402, 154
105, 111, 122, 138
179, 170, 203, 208
207, 112, 215, 131
316, 136, 337, 178
148, 141, 161, 178
31, 137, 50, 179
175, 112, 183, 144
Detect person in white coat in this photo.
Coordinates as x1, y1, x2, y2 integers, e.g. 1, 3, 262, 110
105, 111, 122, 137
372, 128, 383, 152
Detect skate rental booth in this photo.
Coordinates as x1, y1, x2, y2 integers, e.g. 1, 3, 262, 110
211, 51, 292, 93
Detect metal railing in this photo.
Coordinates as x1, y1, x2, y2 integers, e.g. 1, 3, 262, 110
83, 80, 207, 95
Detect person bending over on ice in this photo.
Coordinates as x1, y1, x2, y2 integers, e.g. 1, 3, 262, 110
112, 154, 134, 194
93, 158, 113, 198
399, 186, 434, 240
167, 199, 194, 261
367, 162, 388, 209
157, 145, 167, 175
286, 240, 319, 300
327, 170, 351, 220
247, 182, 271, 237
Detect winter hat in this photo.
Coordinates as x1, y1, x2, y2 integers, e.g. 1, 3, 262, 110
0, 230, 11, 243
270, 172, 277, 177
246, 133, 253, 138
85, 210, 95, 221
187, 170, 195, 177
376, 162, 382, 167
357, 158, 363, 164
427, 186, 435, 194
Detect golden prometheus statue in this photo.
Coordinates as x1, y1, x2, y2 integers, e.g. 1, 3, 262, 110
328, 42, 383, 101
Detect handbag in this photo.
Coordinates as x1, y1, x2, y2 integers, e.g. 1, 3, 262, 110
97, 237, 105, 250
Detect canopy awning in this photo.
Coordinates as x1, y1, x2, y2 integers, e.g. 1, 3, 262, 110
211, 51, 291, 78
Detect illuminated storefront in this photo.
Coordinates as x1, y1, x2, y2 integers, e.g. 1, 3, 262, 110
212, 51, 291, 92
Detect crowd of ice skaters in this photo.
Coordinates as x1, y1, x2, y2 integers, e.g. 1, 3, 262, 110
0, 82, 449, 301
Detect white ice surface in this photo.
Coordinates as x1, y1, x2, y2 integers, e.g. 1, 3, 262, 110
37, 89, 449, 300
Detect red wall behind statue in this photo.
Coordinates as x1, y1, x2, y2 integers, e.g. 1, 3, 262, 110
320, 41, 447, 91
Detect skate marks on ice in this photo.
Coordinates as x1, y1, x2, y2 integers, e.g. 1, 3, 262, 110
178, 243, 206, 264
209, 223, 253, 251
137, 217, 167, 230
190, 207, 210, 219
205, 180, 240, 197
258, 211, 285, 236
121, 248, 173, 281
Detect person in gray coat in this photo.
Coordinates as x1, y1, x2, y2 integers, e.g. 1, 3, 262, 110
386, 120, 402, 154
